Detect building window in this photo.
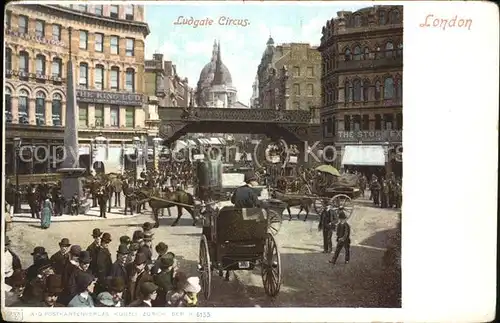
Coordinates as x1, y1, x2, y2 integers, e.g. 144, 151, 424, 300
6, 48, 12, 71
52, 58, 62, 77
396, 77, 403, 99
18, 90, 29, 124
125, 68, 135, 92
36, 55, 46, 75
379, 10, 386, 25
110, 5, 119, 18
125, 5, 134, 20
353, 79, 362, 101
293, 84, 300, 95
353, 46, 362, 60
79, 30, 88, 49
326, 117, 333, 134
95, 104, 104, 127
95, 5, 103, 15
363, 79, 370, 101
363, 47, 370, 60
110, 106, 119, 127
385, 42, 394, 58
35, 91, 46, 126
307, 66, 314, 77
363, 115, 369, 130
19, 51, 29, 73
52, 93, 62, 126
126, 38, 135, 56
35, 20, 45, 38
353, 15, 362, 27
52, 24, 61, 41
344, 81, 351, 102
110, 36, 119, 54
307, 84, 314, 96
18, 16, 28, 34
344, 115, 351, 131
384, 114, 394, 130
344, 48, 351, 61
125, 107, 135, 127
375, 80, 381, 100
94, 64, 104, 90
353, 115, 361, 131
79, 104, 88, 127
79, 63, 88, 88
110, 67, 119, 90
5, 88, 12, 123
293, 66, 300, 76
95, 33, 103, 52
77, 4, 87, 11
375, 114, 382, 130
384, 77, 394, 99
391, 10, 400, 24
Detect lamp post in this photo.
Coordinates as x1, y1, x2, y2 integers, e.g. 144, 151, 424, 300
121, 140, 126, 175
13, 137, 22, 213
153, 137, 163, 172
141, 136, 147, 172
94, 133, 107, 174
133, 136, 141, 184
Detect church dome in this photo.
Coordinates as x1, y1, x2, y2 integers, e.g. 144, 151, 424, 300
199, 61, 232, 85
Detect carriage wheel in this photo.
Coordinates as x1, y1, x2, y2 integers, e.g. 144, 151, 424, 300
267, 208, 283, 236
261, 233, 282, 297
199, 235, 212, 300
330, 194, 354, 218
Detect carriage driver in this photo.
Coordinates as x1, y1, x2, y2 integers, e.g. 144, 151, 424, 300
231, 172, 262, 208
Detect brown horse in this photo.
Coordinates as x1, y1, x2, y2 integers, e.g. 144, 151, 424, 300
271, 190, 313, 221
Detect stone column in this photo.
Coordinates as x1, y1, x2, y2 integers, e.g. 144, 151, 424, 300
11, 97, 19, 123
45, 99, 53, 126
28, 98, 36, 125
61, 102, 66, 127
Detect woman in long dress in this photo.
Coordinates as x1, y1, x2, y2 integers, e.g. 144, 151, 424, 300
40, 194, 53, 229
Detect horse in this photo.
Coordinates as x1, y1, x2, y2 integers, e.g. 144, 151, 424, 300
271, 190, 313, 221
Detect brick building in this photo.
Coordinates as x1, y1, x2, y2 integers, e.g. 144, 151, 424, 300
318, 5, 403, 176
4, 4, 153, 175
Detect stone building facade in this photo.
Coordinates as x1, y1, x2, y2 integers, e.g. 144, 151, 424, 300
257, 37, 322, 115
319, 5, 403, 176
4, 4, 151, 175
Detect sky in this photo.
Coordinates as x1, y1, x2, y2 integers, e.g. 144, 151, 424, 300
144, 2, 367, 106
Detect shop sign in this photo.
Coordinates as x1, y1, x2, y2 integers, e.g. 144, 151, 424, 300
76, 90, 144, 106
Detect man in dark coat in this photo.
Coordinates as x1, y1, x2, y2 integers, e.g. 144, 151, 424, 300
96, 233, 113, 294
120, 235, 131, 247
22, 259, 54, 304
87, 228, 102, 275
152, 257, 175, 307
128, 253, 153, 304
150, 242, 169, 275
97, 188, 108, 218
59, 245, 82, 305
110, 244, 129, 287
329, 211, 351, 265
63, 251, 93, 304
25, 246, 49, 283
139, 233, 154, 265
318, 207, 335, 253
50, 238, 71, 275
33, 274, 65, 307
231, 172, 261, 208
128, 282, 158, 307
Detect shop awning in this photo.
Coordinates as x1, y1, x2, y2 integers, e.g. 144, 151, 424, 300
187, 140, 197, 146
198, 138, 210, 145
209, 138, 221, 145
341, 145, 386, 166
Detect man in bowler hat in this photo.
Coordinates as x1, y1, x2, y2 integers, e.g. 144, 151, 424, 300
318, 206, 335, 253
67, 272, 96, 307
231, 172, 262, 208
128, 253, 153, 304
96, 233, 113, 293
151, 242, 169, 275
87, 228, 102, 275
110, 244, 130, 286
26, 246, 49, 283
36, 274, 65, 307
120, 235, 131, 246
128, 282, 158, 307
329, 210, 351, 265
50, 238, 71, 275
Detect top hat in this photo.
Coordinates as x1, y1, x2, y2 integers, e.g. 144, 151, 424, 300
5, 236, 12, 246
45, 274, 64, 294
159, 256, 174, 269
142, 222, 154, 231
132, 230, 144, 241
107, 277, 125, 293
101, 233, 112, 243
58, 238, 71, 247
75, 272, 95, 291
244, 172, 257, 183
70, 245, 82, 256
78, 251, 92, 264
155, 242, 168, 255
119, 236, 131, 245
117, 244, 130, 255
140, 282, 158, 296
92, 228, 102, 238
134, 252, 148, 265
128, 243, 140, 252
338, 211, 347, 220
31, 246, 46, 255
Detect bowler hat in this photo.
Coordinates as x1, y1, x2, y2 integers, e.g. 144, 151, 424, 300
140, 282, 158, 296
45, 274, 64, 294
91, 228, 102, 237
134, 252, 148, 265
155, 242, 168, 255
78, 251, 92, 264
101, 233, 112, 243
142, 222, 154, 231
128, 243, 140, 252
117, 244, 129, 255
75, 272, 95, 292
108, 277, 125, 293
338, 210, 347, 220
70, 245, 82, 256
58, 238, 71, 247
244, 172, 257, 183
159, 256, 174, 269
31, 246, 46, 255
119, 235, 131, 245
132, 230, 144, 241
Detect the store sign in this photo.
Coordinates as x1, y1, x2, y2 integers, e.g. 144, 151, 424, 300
6, 70, 63, 82
76, 90, 144, 107
337, 130, 402, 142
6, 29, 65, 47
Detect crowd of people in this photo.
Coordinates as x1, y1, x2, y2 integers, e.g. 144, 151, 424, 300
4, 222, 201, 308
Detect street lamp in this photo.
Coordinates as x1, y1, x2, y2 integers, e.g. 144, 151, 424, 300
152, 137, 163, 172
13, 137, 22, 213
133, 136, 141, 183
121, 140, 126, 175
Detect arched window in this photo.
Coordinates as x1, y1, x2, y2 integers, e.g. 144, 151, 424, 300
385, 41, 394, 58
344, 48, 351, 61
18, 89, 29, 124
19, 51, 29, 73
384, 77, 394, 99
110, 66, 120, 90
397, 42, 403, 57
125, 68, 135, 92
374, 80, 381, 100
6, 48, 12, 71
52, 93, 62, 126
5, 88, 12, 123
36, 91, 46, 126
363, 79, 370, 102
51, 58, 62, 77
353, 15, 362, 27
391, 10, 400, 24
363, 47, 370, 60
396, 77, 402, 99
344, 80, 351, 103
353, 79, 362, 101
378, 10, 386, 25
95, 64, 104, 90
353, 46, 362, 60
36, 54, 46, 75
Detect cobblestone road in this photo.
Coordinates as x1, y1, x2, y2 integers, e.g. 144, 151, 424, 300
7, 196, 400, 307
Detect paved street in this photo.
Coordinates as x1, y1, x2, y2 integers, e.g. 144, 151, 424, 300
7, 195, 400, 307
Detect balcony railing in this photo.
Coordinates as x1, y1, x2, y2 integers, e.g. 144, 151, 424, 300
335, 129, 402, 143
336, 54, 402, 72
